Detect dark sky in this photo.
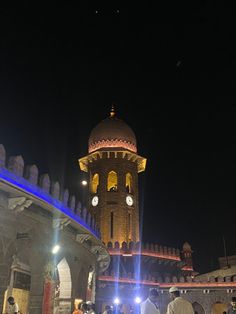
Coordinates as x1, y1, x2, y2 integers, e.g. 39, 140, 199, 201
0, 4, 234, 273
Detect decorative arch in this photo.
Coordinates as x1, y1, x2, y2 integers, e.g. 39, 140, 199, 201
51, 258, 72, 313
57, 258, 72, 299
107, 171, 118, 192
192, 302, 205, 314
91, 173, 99, 193
125, 173, 133, 193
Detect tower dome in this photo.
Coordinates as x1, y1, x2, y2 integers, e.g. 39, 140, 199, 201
88, 107, 137, 153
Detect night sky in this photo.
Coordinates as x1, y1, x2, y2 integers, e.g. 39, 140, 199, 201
0, 4, 233, 274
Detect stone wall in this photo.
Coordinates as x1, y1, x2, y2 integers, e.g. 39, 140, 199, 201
97, 280, 236, 314
0, 144, 108, 314
0, 144, 99, 237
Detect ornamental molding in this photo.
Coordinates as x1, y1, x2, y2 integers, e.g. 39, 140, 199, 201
8, 196, 33, 213
76, 233, 91, 243
52, 218, 71, 229
89, 139, 137, 153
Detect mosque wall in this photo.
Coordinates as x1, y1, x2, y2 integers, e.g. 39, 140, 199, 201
0, 144, 109, 314
97, 281, 236, 314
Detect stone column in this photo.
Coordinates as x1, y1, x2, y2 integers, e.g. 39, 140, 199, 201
28, 236, 50, 314
0, 272, 8, 313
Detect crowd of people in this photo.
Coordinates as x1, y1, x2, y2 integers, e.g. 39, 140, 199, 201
71, 288, 236, 314
6, 290, 236, 313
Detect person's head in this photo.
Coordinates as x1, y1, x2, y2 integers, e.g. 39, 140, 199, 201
169, 286, 180, 300
86, 301, 93, 310
7, 296, 15, 305
82, 302, 88, 312
231, 297, 236, 309
148, 288, 159, 303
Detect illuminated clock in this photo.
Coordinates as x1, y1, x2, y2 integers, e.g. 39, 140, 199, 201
91, 196, 99, 206
126, 195, 133, 206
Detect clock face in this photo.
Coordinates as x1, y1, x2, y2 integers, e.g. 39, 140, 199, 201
126, 195, 133, 206
91, 196, 99, 206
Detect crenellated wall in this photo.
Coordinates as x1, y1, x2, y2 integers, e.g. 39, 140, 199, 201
99, 271, 236, 286
104, 241, 181, 259
0, 143, 110, 314
0, 144, 99, 237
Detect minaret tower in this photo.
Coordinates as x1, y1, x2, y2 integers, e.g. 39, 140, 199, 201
79, 106, 146, 244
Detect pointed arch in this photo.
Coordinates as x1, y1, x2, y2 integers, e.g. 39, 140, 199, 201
192, 302, 205, 314
91, 173, 99, 193
57, 257, 72, 299
107, 171, 118, 192
125, 172, 133, 193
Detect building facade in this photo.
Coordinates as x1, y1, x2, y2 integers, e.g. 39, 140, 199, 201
79, 107, 236, 314
0, 145, 109, 314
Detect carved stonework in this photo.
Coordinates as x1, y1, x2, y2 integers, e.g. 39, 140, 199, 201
76, 234, 91, 243
89, 139, 137, 154
43, 261, 57, 281
40, 174, 50, 193
52, 218, 70, 229
62, 189, 69, 206
8, 197, 33, 213
8, 155, 24, 177
76, 202, 82, 216
69, 195, 76, 211
51, 181, 60, 199
25, 164, 38, 185
0, 144, 6, 167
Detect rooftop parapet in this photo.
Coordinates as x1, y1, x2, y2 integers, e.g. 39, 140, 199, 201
105, 241, 181, 261
99, 271, 236, 288
0, 143, 100, 238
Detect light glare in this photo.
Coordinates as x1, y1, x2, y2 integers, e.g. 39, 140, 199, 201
135, 296, 142, 304
52, 244, 60, 254
113, 297, 120, 305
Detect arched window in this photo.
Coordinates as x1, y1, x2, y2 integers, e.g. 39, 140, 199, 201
91, 173, 99, 193
192, 302, 205, 314
107, 171, 118, 192
57, 258, 72, 299
125, 173, 133, 193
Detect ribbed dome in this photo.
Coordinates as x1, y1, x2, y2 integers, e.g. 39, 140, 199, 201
88, 109, 137, 153
183, 242, 192, 252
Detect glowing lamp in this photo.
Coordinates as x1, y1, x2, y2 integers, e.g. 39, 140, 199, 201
135, 297, 142, 304
52, 244, 60, 254
113, 297, 120, 305
81, 180, 88, 186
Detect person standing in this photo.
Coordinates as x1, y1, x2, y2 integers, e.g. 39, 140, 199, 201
87, 301, 96, 314
7, 296, 19, 314
167, 287, 194, 314
102, 305, 111, 314
227, 297, 236, 313
140, 288, 160, 314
